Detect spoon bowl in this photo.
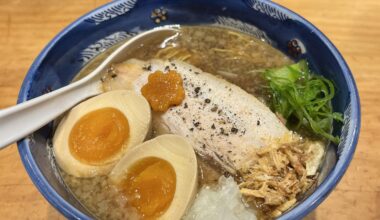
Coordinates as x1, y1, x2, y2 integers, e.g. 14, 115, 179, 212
0, 27, 178, 149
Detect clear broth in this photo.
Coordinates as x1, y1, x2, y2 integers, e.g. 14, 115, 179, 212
60, 26, 303, 220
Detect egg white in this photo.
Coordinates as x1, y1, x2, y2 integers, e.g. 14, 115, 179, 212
53, 90, 151, 177
109, 134, 198, 220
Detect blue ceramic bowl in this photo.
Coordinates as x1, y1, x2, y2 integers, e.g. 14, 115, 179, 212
17, 0, 360, 219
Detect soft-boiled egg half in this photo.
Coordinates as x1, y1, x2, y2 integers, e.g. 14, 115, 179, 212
53, 90, 151, 177
109, 134, 198, 220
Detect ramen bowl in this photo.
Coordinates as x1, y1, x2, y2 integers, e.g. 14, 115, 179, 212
17, 0, 360, 219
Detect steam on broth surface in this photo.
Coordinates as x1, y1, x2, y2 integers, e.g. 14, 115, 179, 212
58, 26, 325, 220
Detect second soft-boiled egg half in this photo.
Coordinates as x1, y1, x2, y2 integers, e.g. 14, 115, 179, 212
53, 90, 151, 177
109, 134, 198, 220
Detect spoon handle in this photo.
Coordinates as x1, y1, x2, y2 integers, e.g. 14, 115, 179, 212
0, 81, 101, 149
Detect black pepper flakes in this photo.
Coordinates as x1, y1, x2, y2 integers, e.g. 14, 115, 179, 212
220, 128, 228, 136
189, 128, 194, 132
142, 65, 152, 71
111, 74, 117, 78
257, 120, 261, 126
211, 124, 216, 129
205, 98, 211, 104
202, 144, 206, 149
194, 71, 200, 75
211, 106, 218, 112
231, 127, 238, 134
194, 122, 200, 127
184, 103, 188, 109
194, 87, 201, 94
165, 65, 170, 72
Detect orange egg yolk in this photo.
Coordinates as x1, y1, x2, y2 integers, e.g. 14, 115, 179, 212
141, 70, 185, 112
120, 157, 176, 219
69, 107, 129, 165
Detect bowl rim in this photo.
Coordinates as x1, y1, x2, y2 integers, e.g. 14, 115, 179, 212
261, 2, 360, 220
17, 0, 361, 219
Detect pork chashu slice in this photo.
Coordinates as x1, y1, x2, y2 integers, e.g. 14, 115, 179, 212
104, 59, 288, 173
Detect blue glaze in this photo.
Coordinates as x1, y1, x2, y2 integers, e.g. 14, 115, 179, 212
17, 0, 360, 219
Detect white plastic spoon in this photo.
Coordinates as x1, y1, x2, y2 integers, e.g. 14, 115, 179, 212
0, 27, 178, 149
